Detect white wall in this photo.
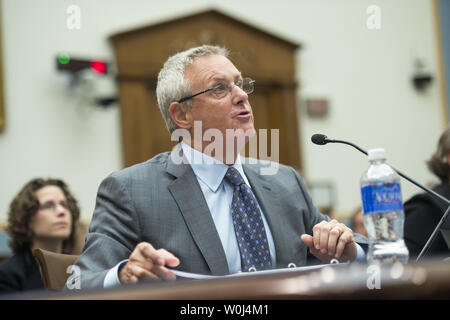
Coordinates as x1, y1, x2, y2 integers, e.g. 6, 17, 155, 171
0, 0, 445, 223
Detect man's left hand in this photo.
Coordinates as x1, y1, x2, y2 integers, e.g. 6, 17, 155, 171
300, 219, 357, 262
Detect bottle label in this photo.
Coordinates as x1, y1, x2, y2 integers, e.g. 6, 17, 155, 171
361, 182, 403, 214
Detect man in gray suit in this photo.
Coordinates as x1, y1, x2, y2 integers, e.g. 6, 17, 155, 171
73, 45, 364, 289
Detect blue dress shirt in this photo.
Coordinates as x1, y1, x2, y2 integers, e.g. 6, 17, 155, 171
180, 142, 277, 273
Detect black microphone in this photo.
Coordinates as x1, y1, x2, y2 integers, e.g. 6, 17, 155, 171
311, 134, 368, 155
311, 134, 329, 145
311, 133, 450, 261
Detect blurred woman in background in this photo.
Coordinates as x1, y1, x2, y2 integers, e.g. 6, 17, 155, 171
0, 178, 81, 293
404, 126, 450, 258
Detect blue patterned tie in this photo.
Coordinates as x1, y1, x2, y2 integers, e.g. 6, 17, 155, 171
224, 167, 272, 271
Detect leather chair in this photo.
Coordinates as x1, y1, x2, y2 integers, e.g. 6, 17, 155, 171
32, 248, 79, 290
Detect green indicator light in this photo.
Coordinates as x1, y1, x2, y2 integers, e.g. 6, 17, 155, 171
58, 53, 70, 65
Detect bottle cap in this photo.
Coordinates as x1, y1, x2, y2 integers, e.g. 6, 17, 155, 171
368, 148, 386, 161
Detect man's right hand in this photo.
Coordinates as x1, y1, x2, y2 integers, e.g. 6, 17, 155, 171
119, 242, 180, 284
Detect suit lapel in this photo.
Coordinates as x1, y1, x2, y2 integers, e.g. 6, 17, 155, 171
243, 164, 294, 268
166, 148, 229, 275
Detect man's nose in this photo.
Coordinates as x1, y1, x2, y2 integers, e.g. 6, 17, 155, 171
231, 85, 248, 105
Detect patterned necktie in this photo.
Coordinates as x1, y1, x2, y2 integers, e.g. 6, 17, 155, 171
224, 167, 272, 271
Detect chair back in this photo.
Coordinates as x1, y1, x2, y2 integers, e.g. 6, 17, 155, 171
32, 248, 79, 290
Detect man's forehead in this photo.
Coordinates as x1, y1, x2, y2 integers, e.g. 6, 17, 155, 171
186, 54, 241, 82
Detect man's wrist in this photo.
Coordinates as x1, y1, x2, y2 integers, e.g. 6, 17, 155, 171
103, 259, 128, 288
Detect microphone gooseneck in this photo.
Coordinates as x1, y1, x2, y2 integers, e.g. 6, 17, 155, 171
311, 133, 450, 261
311, 133, 368, 155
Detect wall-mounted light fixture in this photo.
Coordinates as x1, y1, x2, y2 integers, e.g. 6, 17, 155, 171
412, 59, 434, 92
56, 53, 117, 108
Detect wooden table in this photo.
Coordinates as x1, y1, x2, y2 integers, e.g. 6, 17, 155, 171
19, 258, 450, 300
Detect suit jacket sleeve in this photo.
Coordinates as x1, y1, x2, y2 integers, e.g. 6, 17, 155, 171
290, 166, 331, 231
290, 166, 368, 253
69, 172, 141, 290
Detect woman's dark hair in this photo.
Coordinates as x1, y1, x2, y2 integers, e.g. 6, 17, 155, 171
7, 178, 80, 254
427, 126, 450, 182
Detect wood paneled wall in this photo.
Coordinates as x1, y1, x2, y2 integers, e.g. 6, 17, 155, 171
110, 10, 302, 170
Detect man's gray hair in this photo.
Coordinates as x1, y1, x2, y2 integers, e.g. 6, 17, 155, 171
156, 45, 230, 133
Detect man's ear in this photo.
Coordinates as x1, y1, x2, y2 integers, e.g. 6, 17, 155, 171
169, 101, 192, 129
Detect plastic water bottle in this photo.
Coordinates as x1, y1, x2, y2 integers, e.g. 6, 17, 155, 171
360, 148, 409, 264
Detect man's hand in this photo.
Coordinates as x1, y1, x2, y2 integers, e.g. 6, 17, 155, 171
119, 242, 180, 284
300, 219, 357, 262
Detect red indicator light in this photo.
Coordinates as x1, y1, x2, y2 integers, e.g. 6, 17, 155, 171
90, 60, 106, 74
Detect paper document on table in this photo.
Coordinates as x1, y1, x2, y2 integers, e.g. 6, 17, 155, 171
171, 263, 345, 280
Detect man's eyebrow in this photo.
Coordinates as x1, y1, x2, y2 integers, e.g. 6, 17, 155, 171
210, 73, 242, 82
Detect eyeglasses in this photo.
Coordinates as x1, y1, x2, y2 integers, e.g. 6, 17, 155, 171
39, 201, 69, 211
177, 77, 255, 103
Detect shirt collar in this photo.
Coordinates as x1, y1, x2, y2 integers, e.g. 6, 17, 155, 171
180, 142, 248, 192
